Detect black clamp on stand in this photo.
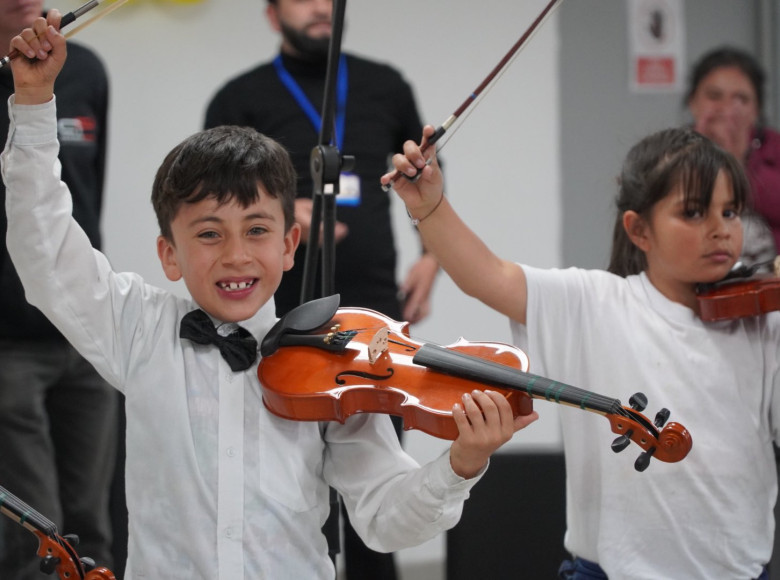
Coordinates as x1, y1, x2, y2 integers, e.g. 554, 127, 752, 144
302, 144, 355, 302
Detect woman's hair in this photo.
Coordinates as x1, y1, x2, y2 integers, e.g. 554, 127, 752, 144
685, 46, 765, 115
151, 125, 297, 242
607, 127, 750, 276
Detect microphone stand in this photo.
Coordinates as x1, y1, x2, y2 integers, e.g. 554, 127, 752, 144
299, 0, 354, 304
298, 0, 352, 567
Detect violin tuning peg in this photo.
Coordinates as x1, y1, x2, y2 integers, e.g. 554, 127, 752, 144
629, 392, 648, 412
63, 533, 79, 546
80, 556, 96, 571
611, 430, 633, 453
39, 555, 60, 575
634, 447, 656, 472
654, 408, 670, 428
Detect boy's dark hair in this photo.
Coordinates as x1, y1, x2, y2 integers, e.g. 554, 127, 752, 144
607, 127, 751, 277
685, 46, 765, 115
152, 126, 297, 241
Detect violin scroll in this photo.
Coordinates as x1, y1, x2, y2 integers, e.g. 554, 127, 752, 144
36, 533, 116, 579
605, 393, 692, 471
0, 484, 116, 579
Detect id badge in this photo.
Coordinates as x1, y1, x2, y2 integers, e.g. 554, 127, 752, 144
338, 172, 361, 207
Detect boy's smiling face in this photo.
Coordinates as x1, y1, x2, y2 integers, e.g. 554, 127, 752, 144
157, 186, 300, 323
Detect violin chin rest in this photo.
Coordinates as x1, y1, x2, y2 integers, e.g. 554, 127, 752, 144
261, 294, 341, 357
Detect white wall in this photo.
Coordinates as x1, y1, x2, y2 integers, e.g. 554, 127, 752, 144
58, 0, 561, 574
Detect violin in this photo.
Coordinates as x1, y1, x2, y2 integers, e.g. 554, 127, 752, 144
258, 295, 692, 472
0, 484, 115, 579
697, 257, 780, 321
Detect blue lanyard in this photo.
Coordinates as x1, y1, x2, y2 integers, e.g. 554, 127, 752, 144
273, 54, 348, 149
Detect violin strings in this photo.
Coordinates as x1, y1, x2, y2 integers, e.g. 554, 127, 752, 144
333, 319, 643, 422
0, 485, 58, 535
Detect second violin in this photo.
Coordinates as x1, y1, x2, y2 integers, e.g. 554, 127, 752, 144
697, 256, 780, 321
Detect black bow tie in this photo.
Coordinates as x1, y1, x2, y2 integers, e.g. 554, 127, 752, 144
179, 309, 258, 372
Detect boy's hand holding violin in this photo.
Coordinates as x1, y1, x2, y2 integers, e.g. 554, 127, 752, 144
449, 390, 538, 479
8, 11, 66, 106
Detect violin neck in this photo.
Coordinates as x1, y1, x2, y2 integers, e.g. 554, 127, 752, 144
413, 343, 622, 415
0, 485, 57, 537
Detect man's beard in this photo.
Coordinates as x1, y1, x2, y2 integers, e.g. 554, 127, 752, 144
280, 21, 331, 61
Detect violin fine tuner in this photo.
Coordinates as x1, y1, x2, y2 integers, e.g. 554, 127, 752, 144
324, 324, 341, 344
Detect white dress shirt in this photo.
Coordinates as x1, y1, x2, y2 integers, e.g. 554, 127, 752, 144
2, 97, 480, 579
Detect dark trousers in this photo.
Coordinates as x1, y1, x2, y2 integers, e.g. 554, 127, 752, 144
559, 557, 770, 580
0, 340, 118, 579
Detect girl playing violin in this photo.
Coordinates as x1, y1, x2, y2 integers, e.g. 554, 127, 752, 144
383, 126, 780, 579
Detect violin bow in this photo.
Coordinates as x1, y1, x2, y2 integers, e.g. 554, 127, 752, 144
0, 484, 116, 579
0, 0, 131, 69
382, 0, 563, 191
63, 0, 133, 40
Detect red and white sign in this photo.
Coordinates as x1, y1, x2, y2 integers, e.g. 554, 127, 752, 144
628, 0, 685, 93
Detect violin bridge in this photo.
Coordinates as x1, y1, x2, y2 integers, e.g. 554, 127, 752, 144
368, 327, 390, 364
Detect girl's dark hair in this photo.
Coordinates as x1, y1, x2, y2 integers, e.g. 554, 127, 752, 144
685, 46, 765, 115
151, 125, 297, 241
607, 127, 750, 276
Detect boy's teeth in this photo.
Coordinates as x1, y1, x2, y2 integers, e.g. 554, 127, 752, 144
222, 281, 252, 290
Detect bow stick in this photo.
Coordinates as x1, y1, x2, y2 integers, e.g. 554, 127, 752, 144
382, 0, 562, 191
0, 0, 126, 69
63, 0, 132, 40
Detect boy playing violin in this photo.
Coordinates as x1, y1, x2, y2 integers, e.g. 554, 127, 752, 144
1, 14, 537, 578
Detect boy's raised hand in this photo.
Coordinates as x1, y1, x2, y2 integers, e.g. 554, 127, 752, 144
9, 10, 66, 105
449, 390, 538, 479
382, 125, 445, 221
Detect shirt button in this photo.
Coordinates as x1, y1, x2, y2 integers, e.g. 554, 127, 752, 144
226, 447, 236, 457
225, 527, 233, 538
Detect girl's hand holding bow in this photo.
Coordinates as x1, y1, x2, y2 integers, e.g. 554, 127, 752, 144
382, 125, 446, 225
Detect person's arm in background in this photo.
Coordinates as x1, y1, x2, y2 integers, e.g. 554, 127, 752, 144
392, 73, 440, 323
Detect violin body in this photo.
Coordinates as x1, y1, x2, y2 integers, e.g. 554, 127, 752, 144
259, 307, 533, 441
697, 275, 780, 321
